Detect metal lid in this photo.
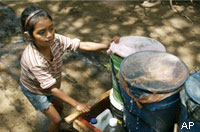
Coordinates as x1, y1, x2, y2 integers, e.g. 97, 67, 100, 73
120, 50, 189, 93
185, 72, 200, 104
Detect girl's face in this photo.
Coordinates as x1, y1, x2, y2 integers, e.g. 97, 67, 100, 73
32, 17, 55, 49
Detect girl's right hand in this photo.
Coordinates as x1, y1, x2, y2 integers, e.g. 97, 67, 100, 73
75, 103, 91, 113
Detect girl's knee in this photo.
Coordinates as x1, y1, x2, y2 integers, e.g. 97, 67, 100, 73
52, 117, 62, 125
41, 105, 62, 124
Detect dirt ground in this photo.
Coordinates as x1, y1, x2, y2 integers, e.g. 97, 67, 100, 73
0, 1, 200, 132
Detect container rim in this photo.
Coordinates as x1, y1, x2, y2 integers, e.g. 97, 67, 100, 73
185, 72, 200, 104
120, 50, 189, 93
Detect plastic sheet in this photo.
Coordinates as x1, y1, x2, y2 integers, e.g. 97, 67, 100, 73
107, 36, 166, 58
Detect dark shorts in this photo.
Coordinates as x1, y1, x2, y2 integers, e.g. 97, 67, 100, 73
19, 84, 55, 111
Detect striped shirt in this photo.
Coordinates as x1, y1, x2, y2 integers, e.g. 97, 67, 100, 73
20, 33, 80, 95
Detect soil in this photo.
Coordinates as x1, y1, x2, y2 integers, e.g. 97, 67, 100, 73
0, 1, 200, 132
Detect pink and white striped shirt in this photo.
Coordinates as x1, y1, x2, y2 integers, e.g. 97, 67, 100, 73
20, 33, 80, 95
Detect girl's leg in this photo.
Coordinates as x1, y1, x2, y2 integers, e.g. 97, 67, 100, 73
51, 97, 74, 131
52, 97, 64, 114
19, 84, 63, 132
42, 105, 61, 132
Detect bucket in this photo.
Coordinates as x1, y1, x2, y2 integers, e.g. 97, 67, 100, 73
119, 51, 189, 132
178, 72, 200, 132
121, 85, 180, 132
109, 36, 166, 105
109, 88, 123, 124
110, 53, 123, 104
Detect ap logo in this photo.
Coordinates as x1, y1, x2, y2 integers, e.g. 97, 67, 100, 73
181, 122, 194, 129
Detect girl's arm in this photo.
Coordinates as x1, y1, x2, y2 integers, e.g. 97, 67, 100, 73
78, 37, 120, 51
50, 87, 90, 113
79, 42, 109, 51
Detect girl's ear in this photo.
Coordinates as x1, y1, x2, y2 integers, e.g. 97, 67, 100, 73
24, 31, 32, 40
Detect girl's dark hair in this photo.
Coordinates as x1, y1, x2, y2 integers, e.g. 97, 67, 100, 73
21, 5, 52, 38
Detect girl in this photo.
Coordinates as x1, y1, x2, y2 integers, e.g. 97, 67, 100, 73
20, 5, 112, 132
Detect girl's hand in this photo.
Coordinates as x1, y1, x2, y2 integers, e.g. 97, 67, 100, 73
109, 36, 120, 44
107, 36, 120, 54
75, 103, 91, 113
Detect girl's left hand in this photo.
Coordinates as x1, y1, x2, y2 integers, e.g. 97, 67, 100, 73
110, 36, 120, 44
107, 36, 120, 54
